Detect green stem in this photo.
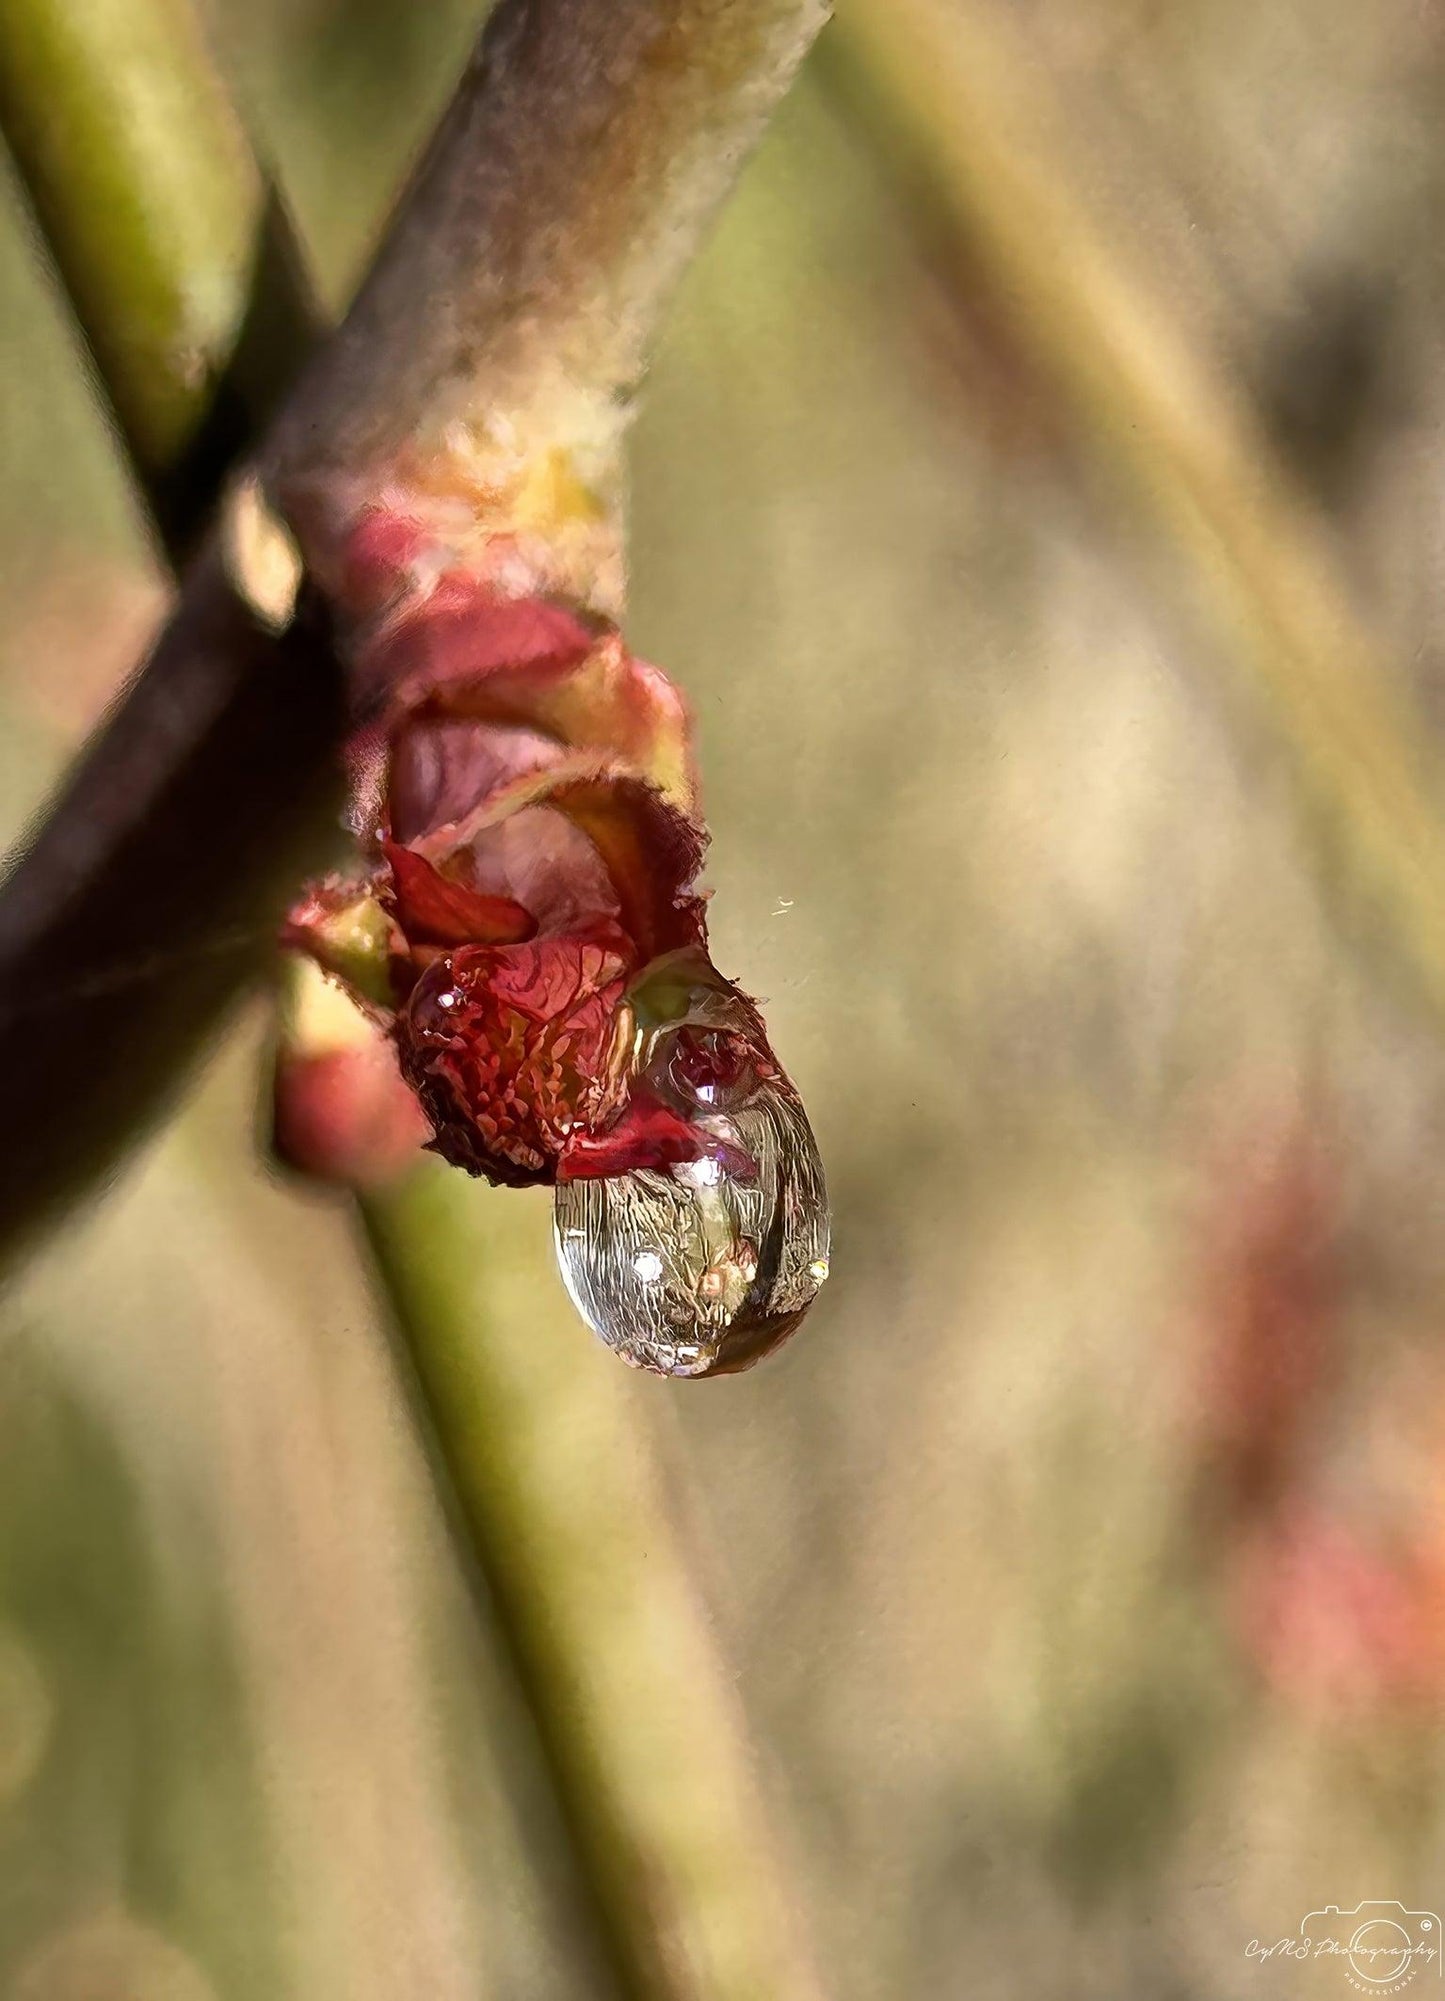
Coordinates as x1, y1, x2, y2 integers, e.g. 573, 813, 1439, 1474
364, 1171, 825, 2001
0, 0, 263, 508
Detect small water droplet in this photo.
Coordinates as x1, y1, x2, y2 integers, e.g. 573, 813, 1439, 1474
554, 1067, 829, 1377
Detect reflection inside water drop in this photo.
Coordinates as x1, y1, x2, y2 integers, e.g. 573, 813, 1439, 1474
553, 1010, 830, 1377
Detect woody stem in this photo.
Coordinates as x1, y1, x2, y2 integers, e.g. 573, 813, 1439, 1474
0, 0, 828, 1256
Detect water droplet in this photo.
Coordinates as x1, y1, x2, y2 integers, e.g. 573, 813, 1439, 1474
554, 1066, 829, 1377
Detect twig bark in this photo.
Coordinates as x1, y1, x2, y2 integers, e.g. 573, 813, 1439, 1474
268, 0, 830, 534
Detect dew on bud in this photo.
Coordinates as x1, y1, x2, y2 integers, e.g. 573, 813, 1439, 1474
553, 1054, 830, 1378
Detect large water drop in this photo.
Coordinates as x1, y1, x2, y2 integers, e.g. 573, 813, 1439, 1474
553, 1066, 830, 1378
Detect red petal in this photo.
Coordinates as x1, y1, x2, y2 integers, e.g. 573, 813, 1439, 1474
382, 840, 536, 947
556, 1090, 758, 1183
365, 592, 601, 718
544, 770, 707, 963
411, 756, 707, 965
413, 631, 696, 811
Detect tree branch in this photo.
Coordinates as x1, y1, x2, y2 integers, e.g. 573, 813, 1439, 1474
0, 0, 826, 1255
268, 0, 828, 512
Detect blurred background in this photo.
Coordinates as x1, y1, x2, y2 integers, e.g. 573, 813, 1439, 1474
5, 0, 1445, 1995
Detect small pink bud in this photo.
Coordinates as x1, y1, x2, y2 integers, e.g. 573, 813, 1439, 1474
273, 1038, 431, 1188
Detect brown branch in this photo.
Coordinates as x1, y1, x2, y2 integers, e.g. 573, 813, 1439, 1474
0, 0, 828, 1257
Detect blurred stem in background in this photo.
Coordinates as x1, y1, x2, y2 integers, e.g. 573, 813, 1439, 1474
365, 1177, 826, 2001
0, 0, 258, 473
0, 2, 828, 1997
0, 0, 317, 553
829, 0, 1445, 1041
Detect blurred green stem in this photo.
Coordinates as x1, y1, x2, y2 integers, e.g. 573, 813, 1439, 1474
831, 0, 1445, 1033
0, 4, 830, 1998
0, 0, 256, 469
365, 1174, 825, 2001
0, 0, 316, 548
